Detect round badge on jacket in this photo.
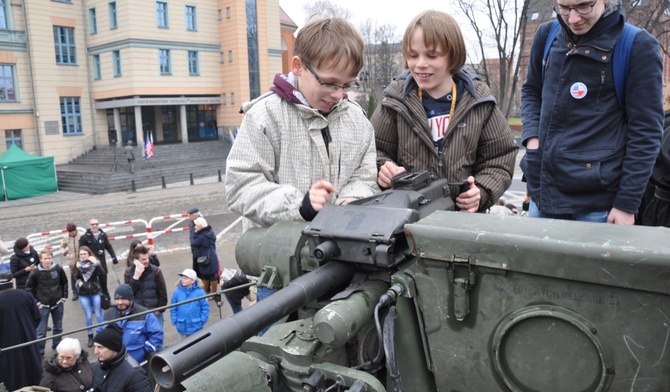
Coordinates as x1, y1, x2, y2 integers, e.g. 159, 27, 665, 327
570, 82, 587, 99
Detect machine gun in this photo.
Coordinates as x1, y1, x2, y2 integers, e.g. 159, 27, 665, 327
151, 172, 670, 391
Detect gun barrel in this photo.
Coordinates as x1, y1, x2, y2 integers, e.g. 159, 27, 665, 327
150, 261, 355, 389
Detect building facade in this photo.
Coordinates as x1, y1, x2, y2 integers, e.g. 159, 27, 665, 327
0, 0, 296, 164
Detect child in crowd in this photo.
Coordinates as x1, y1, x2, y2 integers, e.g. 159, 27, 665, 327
170, 269, 209, 338
372, 10, 517, 212
224, 17, 379, 232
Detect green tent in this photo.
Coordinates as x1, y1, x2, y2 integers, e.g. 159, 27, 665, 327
0, 144, 57, 201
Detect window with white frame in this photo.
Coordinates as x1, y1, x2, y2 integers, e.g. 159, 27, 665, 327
89, 8, 97, 34
0, 64, 16, 102
159, 49, 171, 74
5, 130, 21, 149
156, 1, 168, 28
186, 5, 196, 31
60, 97, 83, 135
113, 50, 121, 76
188, 51, 199, 75
1, 0, 8, 30
93, 54, 101, 79
53, 26, 77, 65
109, 2, 117, 29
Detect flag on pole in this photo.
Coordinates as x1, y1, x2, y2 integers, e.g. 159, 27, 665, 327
146, 133, 154, 159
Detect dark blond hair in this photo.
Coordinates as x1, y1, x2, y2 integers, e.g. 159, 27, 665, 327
664, 89, 670, 111
293, 18, 364, 78
402, 11, 466, 75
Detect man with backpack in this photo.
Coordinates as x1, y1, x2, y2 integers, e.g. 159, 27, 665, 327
520, 0, 663, 224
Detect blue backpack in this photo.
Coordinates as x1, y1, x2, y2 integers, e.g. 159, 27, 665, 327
542, 20, 639, 108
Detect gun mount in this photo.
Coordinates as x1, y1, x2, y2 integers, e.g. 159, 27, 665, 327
151, 172, 670, 391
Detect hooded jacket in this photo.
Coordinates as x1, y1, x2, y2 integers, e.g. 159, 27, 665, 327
92, 346, 152, 392
372, 69, 518, 210
40, 350, 93, 392
224, 72, 379, 231
10, 244, 40, 289
26, 264, 68, 307
101, 303, 163, 363
170, 279, 209, 336
520, 7, 663, 214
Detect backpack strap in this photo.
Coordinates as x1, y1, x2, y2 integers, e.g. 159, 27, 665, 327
613, 23, 639, 108
542, 20, 639, 108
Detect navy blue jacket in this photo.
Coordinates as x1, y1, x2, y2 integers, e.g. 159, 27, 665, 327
190, 226, 219, 276
521, 9, 663, 214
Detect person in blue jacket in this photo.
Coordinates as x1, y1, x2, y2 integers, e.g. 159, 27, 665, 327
100, 284, 163, 364
520, 0, 663, 224
189, 217, 220, 296
170, 268, 209, 337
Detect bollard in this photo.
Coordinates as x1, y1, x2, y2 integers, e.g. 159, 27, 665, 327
131, 180, 136, 192
162, 176, 166, 189
190, 173, 194, 185
218, 169, 222, 182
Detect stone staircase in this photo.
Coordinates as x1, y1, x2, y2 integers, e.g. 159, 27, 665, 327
56, 140, 232, 194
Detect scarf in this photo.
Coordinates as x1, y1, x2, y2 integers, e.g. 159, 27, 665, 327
77, 260, 95, 282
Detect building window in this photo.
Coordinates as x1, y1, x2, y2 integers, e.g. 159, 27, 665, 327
220, 52, 225, 63
93, 54, 101, 80
222, 93, 226, 105
0, 64, 16, 102
185, 5, 196, 31
231, 92, 235, 105
159, 49, 171, 74
5, 130, 21, 149
156, 1, 169, 28
246, 0, 260, 99
218, 9, 222, 21
113, 50, 121, 76
53, 26, 77, 65
226, 7, 231, 19
109, 2, 117, 29
60, 97, 82, 135
228, 50, 232, 63
188, 51, 199, 76
0, 0, 6, 30
89, 8, 97, 34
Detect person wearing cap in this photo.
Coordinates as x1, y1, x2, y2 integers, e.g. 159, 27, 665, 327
100, 284, 163, 364
189, 217, 220, 296
187, 207, 202, 277
124, 245, 168, 327
0, 269, 42, 391
92, 324, 152, 392
170, 268, 209, 337
60, 222, 82, 301
10, 236, 40, 290
26, 249, 69, 357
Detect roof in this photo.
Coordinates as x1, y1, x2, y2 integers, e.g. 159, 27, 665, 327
279, 6, 298, 28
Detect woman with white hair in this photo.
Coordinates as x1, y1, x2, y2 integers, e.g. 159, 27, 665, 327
189, 217, 220, 296
39, 337, 93, 392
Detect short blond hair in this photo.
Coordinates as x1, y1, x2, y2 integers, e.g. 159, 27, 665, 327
402, 10, 466, 75
293, 18, 364, 78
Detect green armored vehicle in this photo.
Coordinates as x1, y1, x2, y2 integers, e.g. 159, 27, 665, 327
151, 172, 670, 391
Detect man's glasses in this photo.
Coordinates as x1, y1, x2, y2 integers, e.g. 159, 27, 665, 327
90, 223, 99, 226
301, 58, 359, 93
555, 1, 597, 16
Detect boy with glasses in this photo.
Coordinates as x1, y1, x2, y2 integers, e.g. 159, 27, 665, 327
520, 0, 663, 223
224, 17, 379, 232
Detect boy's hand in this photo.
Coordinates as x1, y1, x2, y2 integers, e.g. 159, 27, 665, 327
378, 161, 406, 188
455, 176, 480, 213
309, 180, 337, 212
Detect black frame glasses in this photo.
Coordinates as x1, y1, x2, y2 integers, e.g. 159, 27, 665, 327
554, 1, 597, 16
300, 58, 359, 93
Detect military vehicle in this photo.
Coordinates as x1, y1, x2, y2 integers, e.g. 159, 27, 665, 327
151, 172, 670, 391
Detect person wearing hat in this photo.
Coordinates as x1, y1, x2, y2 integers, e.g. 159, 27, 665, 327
190, 217, 220, 297
187, 207, 203, 278
92, 324, 152, 392
60, 222, 82, 300
10, 237, 40, 290
0, 269, 43, 391
170, 268, 209, 337
100, 284, 163, 364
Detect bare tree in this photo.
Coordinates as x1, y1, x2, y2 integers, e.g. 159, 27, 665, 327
623, 0, 670, 58
455, 0, 528, 118
302, 0, 352, 22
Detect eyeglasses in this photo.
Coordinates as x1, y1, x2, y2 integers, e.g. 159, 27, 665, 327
58, 355, 76, 362
555, 1, 597, 16
300, 58, 359, 93
90, 223, 99, 226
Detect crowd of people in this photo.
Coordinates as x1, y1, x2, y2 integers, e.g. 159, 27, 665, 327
0, 209, 253, 392
2, 1, 670, 390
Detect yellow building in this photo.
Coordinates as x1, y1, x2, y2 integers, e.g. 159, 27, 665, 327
0, 0, 294, 164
